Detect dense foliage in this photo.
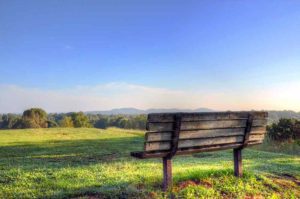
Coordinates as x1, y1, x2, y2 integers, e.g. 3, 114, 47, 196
60, 116, 74, 127
22, 108, 48, 128
0, 108, 147, 130
0, 108, 49, 129
0, 113, 22, 129
71, 112, 92, 128
87, 114, 146, 129
267, 118, 300, 141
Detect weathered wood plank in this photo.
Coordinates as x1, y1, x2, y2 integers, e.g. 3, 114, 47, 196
145, 134, 265, 151
145, 127, 266, 142
145, 136, 241, 151
180, 128, 244, 139
146, 132, 172, 142
250, 134, 265, 141
179, 136, 244, 148
148, 111, 268, 123
145, 142, 169, 151
250, 126, 267, 135
147, 119, 267, 131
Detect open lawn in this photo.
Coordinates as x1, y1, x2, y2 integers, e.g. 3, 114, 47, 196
0, 128, 299, 198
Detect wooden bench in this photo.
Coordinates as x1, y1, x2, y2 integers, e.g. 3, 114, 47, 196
130, 111, 268, 191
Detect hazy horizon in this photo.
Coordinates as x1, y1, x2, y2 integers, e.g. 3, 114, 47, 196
1, 1, 300, 113
1, 101, 299, 115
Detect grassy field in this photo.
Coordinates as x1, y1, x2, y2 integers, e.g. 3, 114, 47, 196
0, 128, 299, 199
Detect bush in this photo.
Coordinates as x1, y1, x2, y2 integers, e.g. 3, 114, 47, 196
70, 112, 92, 128
294, 122, 300, 139
94, 117, 109, 129
267, 118, 298, 141
60, 116, 74, 127
47, 120, 59, 128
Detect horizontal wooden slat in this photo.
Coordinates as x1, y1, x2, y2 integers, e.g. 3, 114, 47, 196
179, 136, 244, 149
147, 111, 268, 123
180, 128, 244, 139
131, 141, 263, 159
250, 134, 265, 141
145, 136, 242, 151
146, 132, 172, 142
147, 119, 267, 131
145, 134, 265, 151
146, 127, 266, 142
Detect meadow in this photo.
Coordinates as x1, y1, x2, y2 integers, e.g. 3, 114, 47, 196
0, 128, 299, 198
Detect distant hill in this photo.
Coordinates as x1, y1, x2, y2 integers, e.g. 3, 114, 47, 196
146, 107, 213, 114
87, 108, 145, 115
86, 107, 214, 115
267, 110, 300, 123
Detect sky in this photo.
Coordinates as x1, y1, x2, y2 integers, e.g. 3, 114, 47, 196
0, 0, 300, 113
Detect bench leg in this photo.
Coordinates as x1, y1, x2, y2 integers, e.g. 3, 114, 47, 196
163, 157, 172, 191
233, 148, 242, 177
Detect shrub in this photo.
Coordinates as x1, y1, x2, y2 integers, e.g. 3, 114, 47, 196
60, 116, 74, 127
267, 118, 298, 141
94, 117, 109, 129
47, 120, 58, 128
70, 112, 92, 128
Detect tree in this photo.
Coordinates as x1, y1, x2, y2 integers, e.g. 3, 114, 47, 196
47, 120, 58, 128
1, 114, 22, 129
22, 108, 48, 128
294, 121, 300, 139
12, 118, 25, 129
267, 118, 296, 141
134, 114, 147, 129
94, 117, 109, 129
60, 116, 74, 127
70, 112, 91, 128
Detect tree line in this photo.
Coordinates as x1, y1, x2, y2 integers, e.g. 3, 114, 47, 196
0, 108, 146, 130
1, 108, 300, 141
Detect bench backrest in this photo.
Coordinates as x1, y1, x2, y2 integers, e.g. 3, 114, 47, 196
143, 111, 268, 156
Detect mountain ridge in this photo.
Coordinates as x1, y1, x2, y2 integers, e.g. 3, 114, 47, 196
85, 107, 214, 115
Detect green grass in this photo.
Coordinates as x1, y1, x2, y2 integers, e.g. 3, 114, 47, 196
0, 128, 299, 199
253, 136, 300, 156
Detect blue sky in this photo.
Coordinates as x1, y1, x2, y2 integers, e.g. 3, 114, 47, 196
1, 0, 300, 112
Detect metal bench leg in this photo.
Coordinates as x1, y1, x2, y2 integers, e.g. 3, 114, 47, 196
163, 157, 172, 191
233, 148, 242, 177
